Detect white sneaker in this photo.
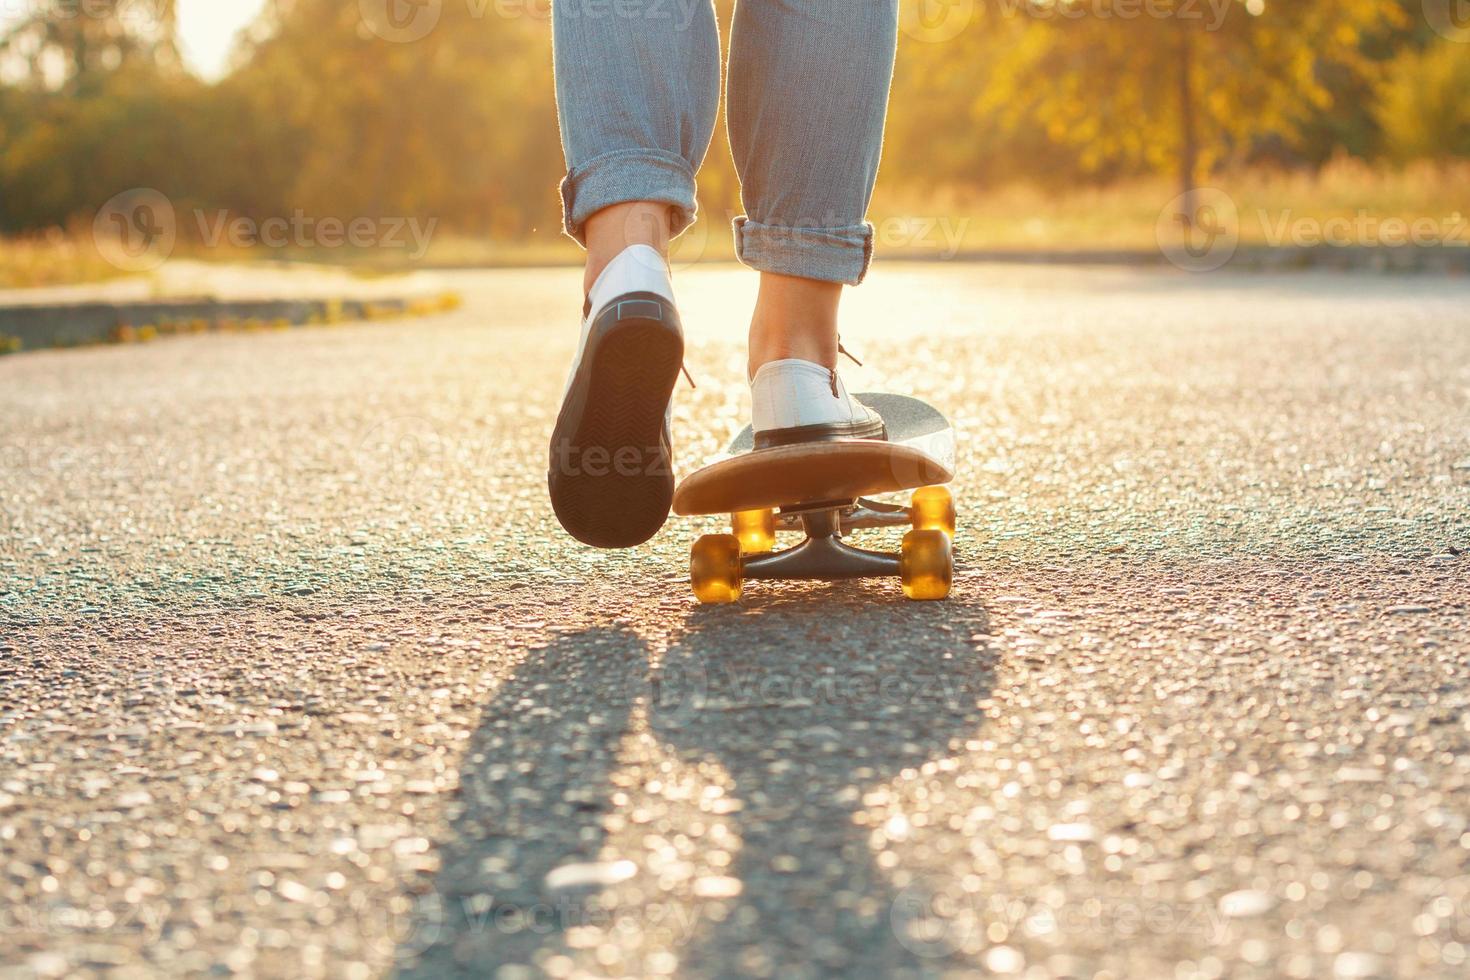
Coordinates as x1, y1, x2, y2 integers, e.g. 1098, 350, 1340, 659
750, 358, 886, 450
548, 245, 684, 548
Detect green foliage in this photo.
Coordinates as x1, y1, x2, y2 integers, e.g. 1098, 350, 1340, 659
0, 0, 1461, 241
221, 0, 562, 236
1375, 38, 1470, 162
889, 0, 1406, 193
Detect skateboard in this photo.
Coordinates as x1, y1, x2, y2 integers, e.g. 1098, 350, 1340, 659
673, 393, 957, 604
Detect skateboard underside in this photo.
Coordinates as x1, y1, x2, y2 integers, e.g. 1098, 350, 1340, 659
688, 487, 957, 603
678, 393, 958, 603
672, 439, 953, 517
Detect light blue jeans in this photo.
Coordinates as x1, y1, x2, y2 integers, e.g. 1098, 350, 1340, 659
553, 0, 900, 286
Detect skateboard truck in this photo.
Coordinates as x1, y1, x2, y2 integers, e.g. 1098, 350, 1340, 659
689, 486, 956, 604
745, 506, 900, 582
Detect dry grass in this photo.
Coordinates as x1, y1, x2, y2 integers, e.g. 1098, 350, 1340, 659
2, 162, 1465, 288
870, 159, 1470, 255
0, 232, 131, 289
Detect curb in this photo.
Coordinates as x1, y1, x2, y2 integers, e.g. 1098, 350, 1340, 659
0, 293, 462, 356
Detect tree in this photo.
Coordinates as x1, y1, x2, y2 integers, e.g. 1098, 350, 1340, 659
0, 0, 180, 95
938, 0, 1405, 220
224, 0, 562, 235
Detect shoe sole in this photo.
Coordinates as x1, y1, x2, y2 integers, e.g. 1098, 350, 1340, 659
548, 294, 683, 549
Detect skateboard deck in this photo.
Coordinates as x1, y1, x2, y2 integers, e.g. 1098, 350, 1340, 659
673, 393, 955, 517
675, 394, 958, 604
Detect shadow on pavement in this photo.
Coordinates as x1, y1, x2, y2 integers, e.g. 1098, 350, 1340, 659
401, 588, 995, 978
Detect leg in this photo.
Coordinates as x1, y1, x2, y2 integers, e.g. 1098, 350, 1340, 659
584, 202, 674, 297
747, 273, 842, 379
548, 2, 720, 548
553, 0, 721, 292
727, 0, 901, 374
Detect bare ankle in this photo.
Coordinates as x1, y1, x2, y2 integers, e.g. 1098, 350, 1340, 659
583, 202, 674, 296
747, 273, 842, 378
748, 327, 836, 378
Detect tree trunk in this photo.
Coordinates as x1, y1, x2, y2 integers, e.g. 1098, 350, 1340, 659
1178, 26, 1197, 228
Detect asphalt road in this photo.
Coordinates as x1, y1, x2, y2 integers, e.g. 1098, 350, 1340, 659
2, 262, 1469, 979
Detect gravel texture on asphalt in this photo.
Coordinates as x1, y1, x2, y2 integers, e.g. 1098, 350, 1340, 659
2, 264, 1469, 979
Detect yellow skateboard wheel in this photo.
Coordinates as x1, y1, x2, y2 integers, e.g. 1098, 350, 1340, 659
911, 485, 956, 537
731, 508, 777, 554
900, 529, 953, 601
691, 534, 743, 604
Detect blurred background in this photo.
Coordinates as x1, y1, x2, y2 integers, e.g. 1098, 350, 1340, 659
0, 0, 1467, 284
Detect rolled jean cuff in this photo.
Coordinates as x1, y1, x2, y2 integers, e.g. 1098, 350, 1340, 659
560, 149, 699, 245
732, 216, 875, 286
